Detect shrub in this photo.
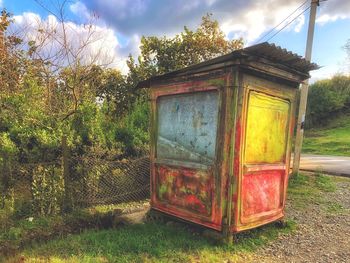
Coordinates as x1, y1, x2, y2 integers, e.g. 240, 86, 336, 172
31, 165, 64, 216
306, 75, 350, 128
0, 133, 18, 210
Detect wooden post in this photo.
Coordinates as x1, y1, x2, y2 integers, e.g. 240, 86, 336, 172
62, 135, 72, 212
292, 0, 319, 175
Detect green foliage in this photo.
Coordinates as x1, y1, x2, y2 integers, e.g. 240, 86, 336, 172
0, 133, 18, 210
32, 165, 64, 216
306, 75, 350, 128
68, 99, 149, 157
0, 10, 243, 223
116, 99, 150, 156
0, 11, 239, 164
127, 14, 244, 83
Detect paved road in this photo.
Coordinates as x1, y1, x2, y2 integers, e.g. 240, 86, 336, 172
296, 154, 350, 177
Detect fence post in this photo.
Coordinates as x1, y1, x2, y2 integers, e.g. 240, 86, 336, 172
62, 135, 72, 212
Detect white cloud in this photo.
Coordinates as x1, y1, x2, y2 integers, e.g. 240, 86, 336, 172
0, 0, 3, 8
69, 1, 91, 21
310, 63, 347, 83
74, 0, 349, 47
316, 14, 347, 25
77, 0, 309, 45
220, 1, 307, 44
316, 0, 350, 25
11, 12, 127, 72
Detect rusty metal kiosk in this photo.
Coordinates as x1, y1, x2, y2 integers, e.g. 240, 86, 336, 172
138, 42, 317, 241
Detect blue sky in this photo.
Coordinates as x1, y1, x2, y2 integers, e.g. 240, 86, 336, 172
2, 0, 350, 81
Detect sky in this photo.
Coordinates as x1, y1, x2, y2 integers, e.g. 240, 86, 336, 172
2, 0, 350, 81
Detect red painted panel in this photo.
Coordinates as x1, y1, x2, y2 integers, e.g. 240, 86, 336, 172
155, 165, 213, 216
241, 170, 283, 218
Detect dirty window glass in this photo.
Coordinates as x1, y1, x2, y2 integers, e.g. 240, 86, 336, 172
156, 91, 219, 164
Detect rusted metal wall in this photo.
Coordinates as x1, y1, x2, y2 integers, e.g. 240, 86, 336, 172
150, 73, 230, 230
232, 74, 297, 232
149, 70, 298, 233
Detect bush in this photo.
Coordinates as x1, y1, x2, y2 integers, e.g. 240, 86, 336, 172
31, 165, 64, 216
0, 133, 18, 210
306, 75, 350, 128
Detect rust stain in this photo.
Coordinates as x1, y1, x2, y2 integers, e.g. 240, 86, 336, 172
242, 170, 283, 218
156, 165, 213, 216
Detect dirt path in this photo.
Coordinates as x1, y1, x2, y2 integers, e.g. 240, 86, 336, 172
246, 176, 350, 263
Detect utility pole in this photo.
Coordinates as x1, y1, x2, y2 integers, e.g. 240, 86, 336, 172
292, 0, 319, 175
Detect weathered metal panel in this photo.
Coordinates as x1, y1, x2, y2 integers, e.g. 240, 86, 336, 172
155, 164, 213, 216
149, 74, 229, 231
157, 91, 219, 163
241, 170, 283, 219
244, 91, 290, 164
236, 83, 292, 229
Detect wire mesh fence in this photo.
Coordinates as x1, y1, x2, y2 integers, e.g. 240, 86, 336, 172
69, 156, 150, 207
0, 153, 150, 218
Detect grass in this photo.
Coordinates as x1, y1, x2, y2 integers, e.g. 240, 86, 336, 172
2, 173, 345, 263
7, 220, 296, 263
287, 172, 345, 215
303, 112, 350, 156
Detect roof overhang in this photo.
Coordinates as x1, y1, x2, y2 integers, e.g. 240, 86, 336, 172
137, 42, 319, 89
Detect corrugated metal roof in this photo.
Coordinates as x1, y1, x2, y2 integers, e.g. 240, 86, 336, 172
243, 42, 318, 72
137, 42, 319, 88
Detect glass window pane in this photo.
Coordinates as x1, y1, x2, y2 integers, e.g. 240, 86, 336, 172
157, 91, 219, 164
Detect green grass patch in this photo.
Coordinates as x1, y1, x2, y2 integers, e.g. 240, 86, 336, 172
325, 203, 346, 214
288, 172, 340, 213
288, 173, 349, 216
13, 219, 295, 263
314, 173, 336, 192
303, 112, 350, 156
287, 173, 318, 209
0, 208, 125, 258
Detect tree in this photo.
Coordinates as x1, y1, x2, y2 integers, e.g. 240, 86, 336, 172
0, 10, 29, 95
127, 14, 244, 81
306, 75, 350, 127
122, 14, 244, 119
22, 0, 117, 120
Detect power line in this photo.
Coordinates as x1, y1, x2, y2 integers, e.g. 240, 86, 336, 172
255, 0, 309, 44
265, 5, 311, 43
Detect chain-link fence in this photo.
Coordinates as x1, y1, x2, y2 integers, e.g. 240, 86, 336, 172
69, 156, 150, 207
0, 153, 150, 218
